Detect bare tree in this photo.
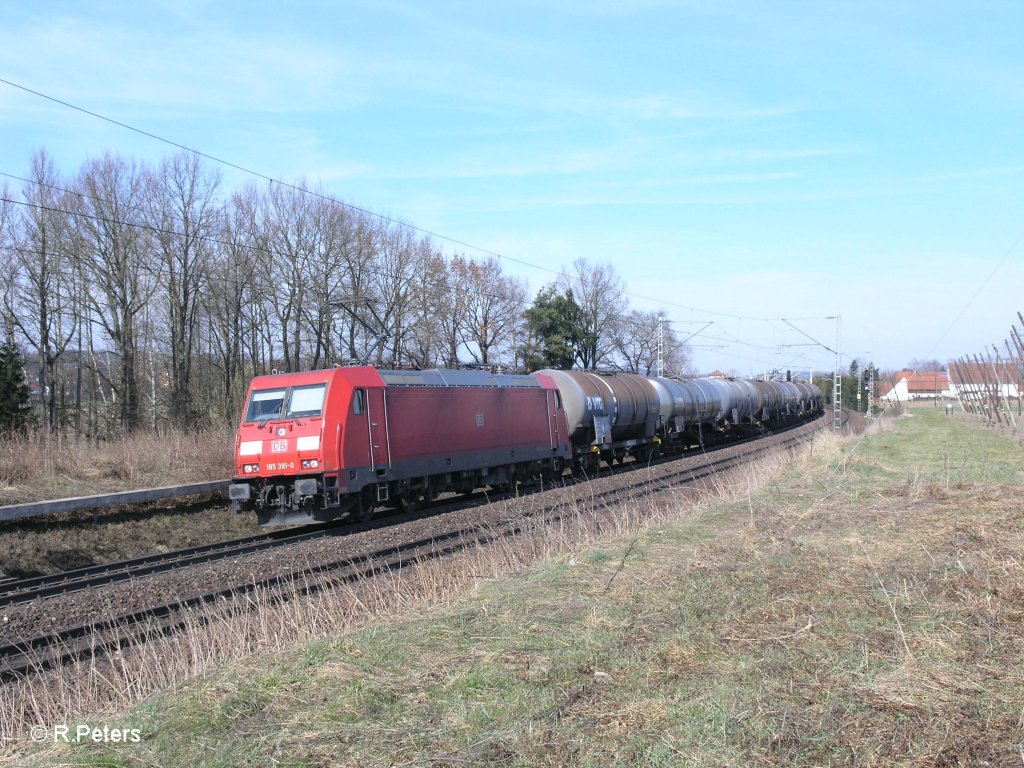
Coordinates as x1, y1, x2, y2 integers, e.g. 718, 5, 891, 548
147, 151, 221, 420
7, 150, 77, 432
327, 209, 375, 364
261, 181, 321, 372
225, 184, 276, 376
205, 186, 261, 419
661, 328, 693, 377
304, 198, 350, 369
558, 258, 627, 370
611, 310, 659, 374
367, 222, 420, 366
906, 357, 945, 372
0, 182, 15, 338
417, 250, 470, 367
74, 153, 155, 431
609, 310, 690, 375
458, 256, 526, 367
1, 145, 716, 435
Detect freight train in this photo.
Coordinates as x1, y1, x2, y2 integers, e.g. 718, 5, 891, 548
228, 366, 823, 526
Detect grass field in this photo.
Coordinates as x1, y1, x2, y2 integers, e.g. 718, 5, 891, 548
11, 410, 1024, 766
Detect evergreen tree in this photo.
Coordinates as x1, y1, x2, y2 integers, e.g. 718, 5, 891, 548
521, 285, 582, 371
0, 341, 32, 432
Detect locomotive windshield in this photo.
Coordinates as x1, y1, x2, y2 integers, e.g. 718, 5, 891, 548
245, 389, 286, 422
286, 384, 326, 418
244, 384, 326, 422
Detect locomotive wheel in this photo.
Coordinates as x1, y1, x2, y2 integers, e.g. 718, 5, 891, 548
397, 494, 421, 514
356, 494, 376, 522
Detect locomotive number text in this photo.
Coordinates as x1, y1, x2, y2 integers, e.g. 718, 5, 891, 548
265, 462, 295, 471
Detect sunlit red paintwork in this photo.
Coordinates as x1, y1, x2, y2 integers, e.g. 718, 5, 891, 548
231, 367, 571, 525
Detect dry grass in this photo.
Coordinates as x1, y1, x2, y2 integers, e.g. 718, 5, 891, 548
0, 500, 260, 579
0, 426, 236, 506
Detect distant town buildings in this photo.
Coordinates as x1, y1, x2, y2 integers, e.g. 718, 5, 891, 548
879, 364, 1021, 404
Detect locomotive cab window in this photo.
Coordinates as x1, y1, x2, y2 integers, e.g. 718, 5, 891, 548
352, 389, 366, 415
287, 384, 326, 418
245, 389, 286, 422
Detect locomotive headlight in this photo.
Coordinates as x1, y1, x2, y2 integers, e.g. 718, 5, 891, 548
243, 464, 260, 473
239, 441, 261, 456
301, 459, 319, 469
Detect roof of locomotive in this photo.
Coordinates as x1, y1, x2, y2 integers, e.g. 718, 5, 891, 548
378, 368, 547, 389
245, 366, 384, 390
245, 366, 551, 391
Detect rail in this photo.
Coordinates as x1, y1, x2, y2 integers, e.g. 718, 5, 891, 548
0, 480, 229, 523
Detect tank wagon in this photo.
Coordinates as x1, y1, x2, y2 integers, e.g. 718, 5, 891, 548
230, 366, 823, 526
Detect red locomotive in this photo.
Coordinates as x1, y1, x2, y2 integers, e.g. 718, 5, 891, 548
229, 367, 571, 526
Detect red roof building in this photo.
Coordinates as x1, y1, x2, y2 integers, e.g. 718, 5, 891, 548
879, 371, 950, 401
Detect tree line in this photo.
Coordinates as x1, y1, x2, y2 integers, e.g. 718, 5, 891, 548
0, 149, 690, 437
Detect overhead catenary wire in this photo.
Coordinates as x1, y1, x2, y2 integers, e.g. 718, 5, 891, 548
913, 229, 1024, 378
780, 318, 837, 356
1, 195, 718, 373
0, 195, 534, 313
0, 76, 779, 324
0, 77, 857, 378
0, 168, 763, 339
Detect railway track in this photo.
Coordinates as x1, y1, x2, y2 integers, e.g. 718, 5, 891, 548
0, 525, 333, 610
1, 413, 842, 611
0, 488, 532, 612
1, 412, 838, 682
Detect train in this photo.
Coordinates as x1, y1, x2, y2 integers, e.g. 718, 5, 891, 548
228, 366, 823, 526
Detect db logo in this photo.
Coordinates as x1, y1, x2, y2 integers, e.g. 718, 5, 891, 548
271, 440, 288, 453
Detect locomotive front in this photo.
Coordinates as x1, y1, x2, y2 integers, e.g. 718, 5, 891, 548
228, 370, 335, 523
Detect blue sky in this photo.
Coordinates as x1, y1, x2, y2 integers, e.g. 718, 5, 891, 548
1, 1, 1022, 374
